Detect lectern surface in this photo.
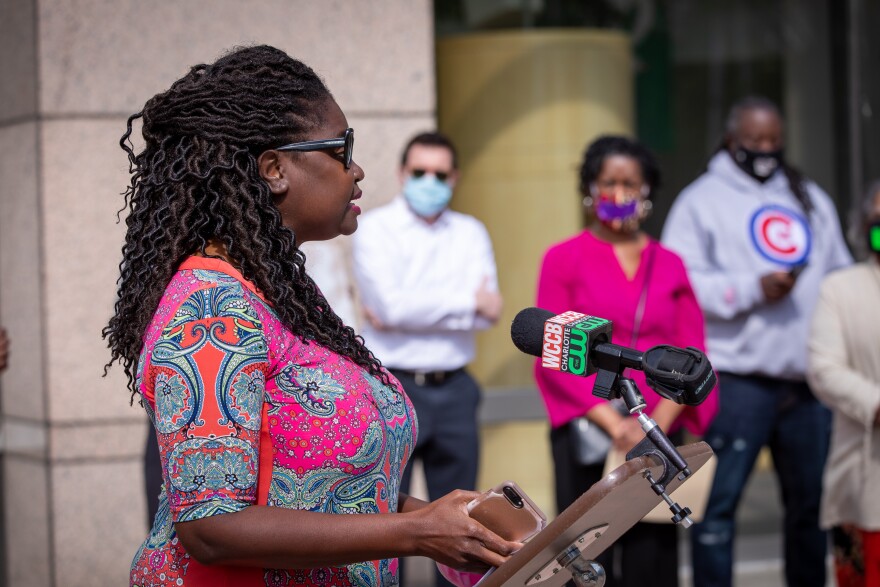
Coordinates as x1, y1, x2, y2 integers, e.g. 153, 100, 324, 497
476, 442, 714, 587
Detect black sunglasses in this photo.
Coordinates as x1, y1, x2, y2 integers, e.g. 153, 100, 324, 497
275, 128, 354, 169
410, 168, 451, 182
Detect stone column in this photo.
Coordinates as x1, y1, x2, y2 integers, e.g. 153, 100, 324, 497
0, 1, 435, 585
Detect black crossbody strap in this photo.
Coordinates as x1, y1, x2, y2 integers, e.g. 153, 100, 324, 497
629, 243, 656, 348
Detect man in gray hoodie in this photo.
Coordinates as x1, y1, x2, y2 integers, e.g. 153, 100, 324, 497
662, 96, 852, 587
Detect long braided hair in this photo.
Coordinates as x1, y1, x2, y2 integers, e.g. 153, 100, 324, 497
104, 45, 387, 401
720, 96, 814, 216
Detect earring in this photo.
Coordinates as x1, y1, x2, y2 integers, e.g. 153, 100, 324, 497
582, 196, 594, 208
640, 199, 653, 220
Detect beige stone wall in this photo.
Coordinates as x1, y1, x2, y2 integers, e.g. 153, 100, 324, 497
0, 1, 435, 585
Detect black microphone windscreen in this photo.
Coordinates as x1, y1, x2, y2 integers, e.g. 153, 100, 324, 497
510, 307, 555, 357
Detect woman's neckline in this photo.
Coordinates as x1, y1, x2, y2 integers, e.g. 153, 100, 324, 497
179, 255, 266, 302
583, 229, 652, 282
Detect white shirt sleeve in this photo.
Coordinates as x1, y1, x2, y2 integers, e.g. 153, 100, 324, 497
352, 219, 480, 332
472, 221, 500, 332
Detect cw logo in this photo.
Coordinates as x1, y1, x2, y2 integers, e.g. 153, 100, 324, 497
568, 329, 588, 375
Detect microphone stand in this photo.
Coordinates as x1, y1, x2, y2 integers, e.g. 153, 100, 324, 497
617, 377, 694, 527
559, 371, 695, 587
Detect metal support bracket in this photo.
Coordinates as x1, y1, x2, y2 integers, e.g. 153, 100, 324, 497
525, 524, 608, 585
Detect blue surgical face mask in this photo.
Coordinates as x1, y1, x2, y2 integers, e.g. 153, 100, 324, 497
403, 175, 453, 218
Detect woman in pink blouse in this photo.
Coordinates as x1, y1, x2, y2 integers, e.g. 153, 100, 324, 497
104, 46, 517, 587
535, 136, 717, 587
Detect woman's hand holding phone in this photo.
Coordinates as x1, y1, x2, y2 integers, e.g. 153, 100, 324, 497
408, 489, 520, 573
466, 481, 547, 544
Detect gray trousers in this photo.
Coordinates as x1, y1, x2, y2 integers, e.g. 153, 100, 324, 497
392, 368, 481, 587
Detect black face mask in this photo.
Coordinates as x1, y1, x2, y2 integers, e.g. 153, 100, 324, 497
733, 146, 784, 183
868, 221, 880, 255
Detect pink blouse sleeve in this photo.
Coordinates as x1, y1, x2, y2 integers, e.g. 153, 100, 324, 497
535, 244, 604, 427
147, 287, 269, 523
668, 255, 719, 435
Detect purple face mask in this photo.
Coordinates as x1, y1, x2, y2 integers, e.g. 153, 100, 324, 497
596, 198, 639, 223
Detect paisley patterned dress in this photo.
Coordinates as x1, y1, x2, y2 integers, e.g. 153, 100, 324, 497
129, 257, 418, 587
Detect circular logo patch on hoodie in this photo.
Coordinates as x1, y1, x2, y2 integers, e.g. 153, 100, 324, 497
749, 205, 811, 265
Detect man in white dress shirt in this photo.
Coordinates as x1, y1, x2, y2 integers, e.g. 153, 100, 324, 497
353, 132, 502, 583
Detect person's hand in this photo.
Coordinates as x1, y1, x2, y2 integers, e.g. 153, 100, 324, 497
361, 305, 386, 331
611, 417, 643, 453
760, 271, 796, 303
475, 277, 503, 323
0, 327, 8, 373
410, 489, 520, 573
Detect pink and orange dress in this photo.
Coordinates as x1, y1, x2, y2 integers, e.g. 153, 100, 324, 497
129, 257, 417, 587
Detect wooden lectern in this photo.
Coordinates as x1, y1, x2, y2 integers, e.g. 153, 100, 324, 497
476, 441, 714, 587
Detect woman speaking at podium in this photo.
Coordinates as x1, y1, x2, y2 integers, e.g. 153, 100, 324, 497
104, 45, 517, 586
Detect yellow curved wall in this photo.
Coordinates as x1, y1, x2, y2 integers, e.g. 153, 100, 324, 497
438, 30, 634, 388
438, 31, 634, 514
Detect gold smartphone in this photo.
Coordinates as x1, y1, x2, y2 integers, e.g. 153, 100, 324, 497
467, 481, 547, 543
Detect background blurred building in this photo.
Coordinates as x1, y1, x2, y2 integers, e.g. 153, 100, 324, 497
0, 0, 876, 585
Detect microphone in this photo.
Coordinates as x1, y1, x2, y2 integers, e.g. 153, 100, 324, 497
511, 307, 715, 406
